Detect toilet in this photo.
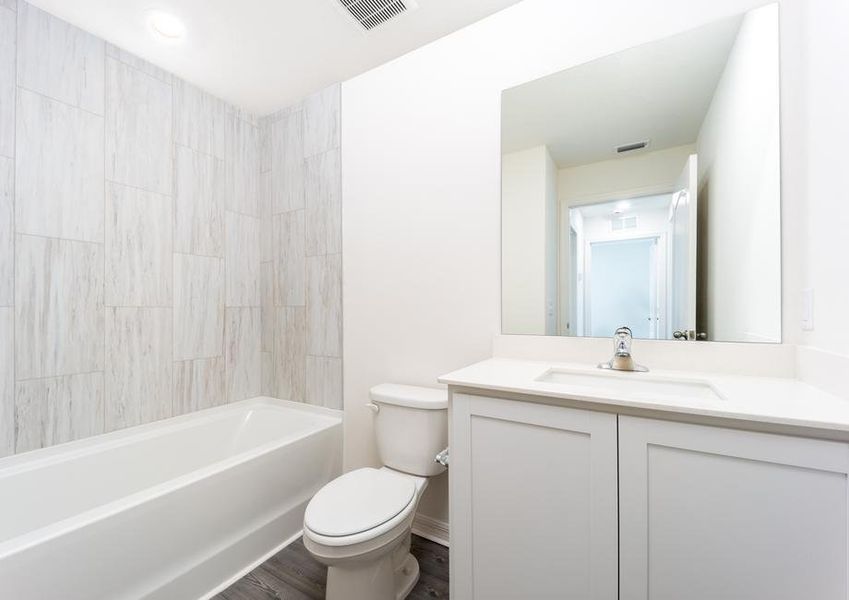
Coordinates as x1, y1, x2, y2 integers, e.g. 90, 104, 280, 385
302, 383, 448, 600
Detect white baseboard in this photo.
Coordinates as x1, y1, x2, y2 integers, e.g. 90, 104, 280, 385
412, 513, 449, 547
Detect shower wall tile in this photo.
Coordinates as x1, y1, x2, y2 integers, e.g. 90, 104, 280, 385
260, 170, 272, 262
271, 110, 304, 213
105, 307, 172, 431
0, 6, 15, 159
173, 356, 225, 415
305, 148, 341, 256
273, 306, 305, 402
15, 235, 104, 379
16, 2, 104, 114
225, 211, 261, 307
226, 112, 259, 216
173, 253, 224, 361
105, 182, 172, 306
105, 42, 172, 85
0, 156, 12, 306
261, 351, 273, 396
174, 79, 226, 159
259, 118, 272, 173
303, 84, 340, 158
306, 356, 342, 410
174, 145, 225, 257
225, 307, 260, 403
15, 88, 104, 242
0, 308, 12, 457
0, 1, 14, 12
14, 371, 104, 453
260, 261, 274, 352
273, 210, 305, 306
306, 253, 342, 358
105, 57, 173, 195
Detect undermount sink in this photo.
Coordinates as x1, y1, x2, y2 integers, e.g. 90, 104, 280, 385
535, 368, 724, 402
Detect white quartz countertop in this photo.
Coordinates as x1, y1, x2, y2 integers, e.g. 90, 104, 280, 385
438, 358, 849, 435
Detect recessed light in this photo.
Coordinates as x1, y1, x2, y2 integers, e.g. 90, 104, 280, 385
147, 10, 186, 42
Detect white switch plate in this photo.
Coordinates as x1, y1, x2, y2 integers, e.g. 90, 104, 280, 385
801, 288, 814, 331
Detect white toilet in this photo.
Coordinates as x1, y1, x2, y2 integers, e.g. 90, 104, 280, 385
302, 383, 448, 600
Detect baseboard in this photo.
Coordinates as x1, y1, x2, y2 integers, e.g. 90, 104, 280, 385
412, 513, 449, 547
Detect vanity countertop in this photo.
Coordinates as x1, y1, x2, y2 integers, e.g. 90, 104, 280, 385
438, 358, 849, 436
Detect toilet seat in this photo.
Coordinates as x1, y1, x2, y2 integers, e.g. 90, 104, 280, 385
304, 468, 418, 547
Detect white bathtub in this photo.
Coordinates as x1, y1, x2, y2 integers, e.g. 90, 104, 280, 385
0, 397, 342, 599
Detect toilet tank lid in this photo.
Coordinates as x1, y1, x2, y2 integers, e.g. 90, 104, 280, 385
370, 383, 448, 410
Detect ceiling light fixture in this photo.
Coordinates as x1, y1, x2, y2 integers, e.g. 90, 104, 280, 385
147, 10, 186, 42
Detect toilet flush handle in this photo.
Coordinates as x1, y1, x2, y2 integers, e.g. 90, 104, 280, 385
365, 403, 380, 414
435, 447, 450, 467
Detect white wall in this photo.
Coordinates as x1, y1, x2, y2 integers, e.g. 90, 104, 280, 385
697, 4, 781, 343
501, 146, 551, 334
342, 0, 814, 526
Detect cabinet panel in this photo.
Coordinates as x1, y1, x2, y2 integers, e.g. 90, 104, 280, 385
619, 415, 849, 600
450, 394, 617, 599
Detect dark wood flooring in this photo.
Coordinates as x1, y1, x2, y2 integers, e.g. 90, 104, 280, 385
214, 535, 449, 600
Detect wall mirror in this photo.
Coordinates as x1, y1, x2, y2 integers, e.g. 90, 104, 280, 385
501, 4, 781, 343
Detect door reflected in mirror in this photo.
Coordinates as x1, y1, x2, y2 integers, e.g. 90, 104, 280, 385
501, 4, 781, 343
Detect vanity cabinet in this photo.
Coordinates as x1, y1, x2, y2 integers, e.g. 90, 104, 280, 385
450, 393, 619, 599
451, 394, 849, 600
618, 416, 849, 600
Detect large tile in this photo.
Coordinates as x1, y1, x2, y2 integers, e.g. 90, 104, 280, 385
14, 372, 104, 453
173, 357, 225, 415
105, 307, 172, 431
174, 79, 226, 159
0, 1, 13, 11
306, 356, 342, 409
271, 111, 304, 213
105, 182, 172, 306
16, 88, 104, 242
273, 210, 305, 306
225, 211, 260, 307
105, 42, 172, 84
304, 148, 341, 256
260, 170, 272, 262
259, 118, 271, 173
225, 307, 260, 403
303, 84, 340, 158
0, 156, 12, 305
273, 306, 305, 402
15, 235, 104, 379
261, 351, 273, 397
0, 6, 14, 159
174, 145, 225, 257
0, 307, 12, 457
173, 253, 224, 361
260, 261, 274, 352
105, 57, 172, 194
226, 111, 259, 216
16, 1, 104, 114
306, 254, 342, 358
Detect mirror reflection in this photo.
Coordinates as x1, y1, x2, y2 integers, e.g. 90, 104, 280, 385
501, 5, 781, 343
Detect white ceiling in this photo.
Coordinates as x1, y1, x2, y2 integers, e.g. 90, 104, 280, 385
576, 193, 671, 219
28, 0, 523, 115
501, 13, 743, 169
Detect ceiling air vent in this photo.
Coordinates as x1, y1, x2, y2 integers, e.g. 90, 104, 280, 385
336, 0, 419, 31
616, 139, 650, 154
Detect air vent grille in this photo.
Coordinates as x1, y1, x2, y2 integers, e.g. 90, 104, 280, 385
616, 140, 650, 154
611, 216, 638, 231
338, 0, 416, 31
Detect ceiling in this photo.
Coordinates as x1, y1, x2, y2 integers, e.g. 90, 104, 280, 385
501, 13, 743, 169
576, 194, 671, 219
28, 0, 523, 115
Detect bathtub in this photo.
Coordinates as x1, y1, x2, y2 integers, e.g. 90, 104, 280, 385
0, 397, 342, 599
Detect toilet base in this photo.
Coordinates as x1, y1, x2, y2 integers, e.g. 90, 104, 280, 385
324, 537, 420, 600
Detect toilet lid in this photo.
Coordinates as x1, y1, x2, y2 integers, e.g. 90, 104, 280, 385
304, 468, 416, 537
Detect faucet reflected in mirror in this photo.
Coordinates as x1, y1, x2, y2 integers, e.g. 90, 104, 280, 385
501, 4, 781, 344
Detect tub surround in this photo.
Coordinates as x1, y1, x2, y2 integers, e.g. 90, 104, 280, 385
0, 398, 343, 600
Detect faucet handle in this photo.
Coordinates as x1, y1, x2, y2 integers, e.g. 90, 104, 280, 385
614, 326, 633, 356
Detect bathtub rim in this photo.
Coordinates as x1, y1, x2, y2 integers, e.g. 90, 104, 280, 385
0, 397, 342, 560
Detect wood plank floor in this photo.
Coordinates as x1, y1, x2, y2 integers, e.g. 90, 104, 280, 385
214, 535, 449, 600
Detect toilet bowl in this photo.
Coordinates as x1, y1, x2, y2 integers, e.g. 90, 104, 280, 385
302, 384, 448, 600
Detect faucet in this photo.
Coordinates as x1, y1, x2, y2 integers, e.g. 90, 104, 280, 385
598, 326, 649, 372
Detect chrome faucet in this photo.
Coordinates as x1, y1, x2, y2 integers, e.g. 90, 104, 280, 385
598, 326, 649, 372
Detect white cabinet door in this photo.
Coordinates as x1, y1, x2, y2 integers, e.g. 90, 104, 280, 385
619, 416, 849, 600
450, 394, 618, 599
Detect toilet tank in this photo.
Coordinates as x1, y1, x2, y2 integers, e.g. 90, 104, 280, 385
369, 384, 448, 477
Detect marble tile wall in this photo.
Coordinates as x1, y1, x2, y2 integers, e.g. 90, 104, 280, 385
259, 84, 343, 410
0, 2, 263, 457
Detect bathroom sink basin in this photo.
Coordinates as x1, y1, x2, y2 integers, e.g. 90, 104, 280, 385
535, 368, 724, 402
